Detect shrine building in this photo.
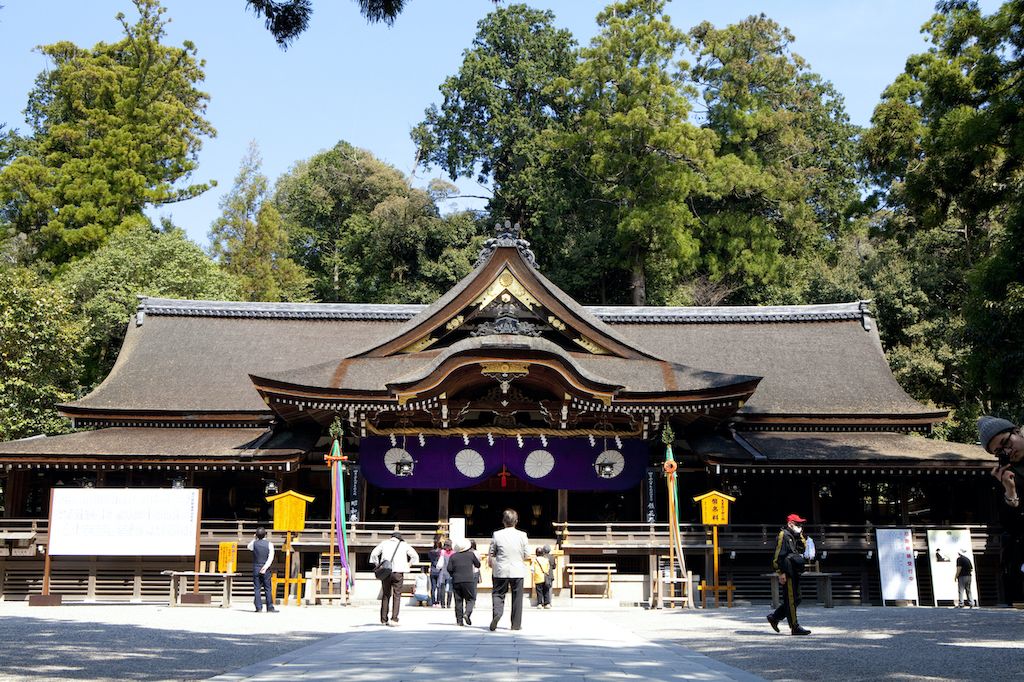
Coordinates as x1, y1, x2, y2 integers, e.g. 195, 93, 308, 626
0, 226, 1011, 606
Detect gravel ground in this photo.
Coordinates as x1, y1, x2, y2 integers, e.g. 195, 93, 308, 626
626, 605, 1024, 681
0, 601, 1020, 681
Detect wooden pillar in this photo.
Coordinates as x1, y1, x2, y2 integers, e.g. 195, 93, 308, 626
4, 470, 28, 518
87, 556, 97, 599
557, 489, 568, 524
438, 489, 449, 523
133, 559, 143, 601
649, 553, 660, 608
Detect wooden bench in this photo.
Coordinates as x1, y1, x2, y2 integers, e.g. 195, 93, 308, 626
765, 572, 840, 608
567, 564, 616, 598
162, 570, 237, 608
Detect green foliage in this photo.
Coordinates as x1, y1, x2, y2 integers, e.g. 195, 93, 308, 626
209, 142, 311, 302
546, 0, 715, 305
276, 141, 485, 303
415, 3, 858, 307
861, 0, 1024, 427
0, 266, 83, 440
0, 0, 215, 264
245, 1, 415, 48
412, 4, 576, 222
58, 220, 240, 386
687, 14, 861, 303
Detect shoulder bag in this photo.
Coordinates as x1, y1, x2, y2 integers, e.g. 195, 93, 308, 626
373, 540, 402, 581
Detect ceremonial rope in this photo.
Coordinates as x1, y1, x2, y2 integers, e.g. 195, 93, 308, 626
367, 424, 642, 438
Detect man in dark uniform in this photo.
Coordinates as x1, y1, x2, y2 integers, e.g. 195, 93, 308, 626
767, 513, 811, 635
246, 527, 276, 613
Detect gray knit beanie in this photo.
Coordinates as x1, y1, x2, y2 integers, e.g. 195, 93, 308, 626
978, 416, 1015, 451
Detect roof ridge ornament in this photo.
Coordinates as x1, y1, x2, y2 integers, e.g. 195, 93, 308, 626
475, 219, 537, 268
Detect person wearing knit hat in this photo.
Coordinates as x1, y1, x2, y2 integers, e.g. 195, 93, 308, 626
978, 416, 1022, 509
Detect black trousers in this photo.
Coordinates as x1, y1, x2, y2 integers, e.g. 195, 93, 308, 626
535, 581, 552, 606
770, 573, 801, 630
452, 581, 477, 624
380, 572, 404, 623
491, 577, 523, 629
253, 570, 273, 611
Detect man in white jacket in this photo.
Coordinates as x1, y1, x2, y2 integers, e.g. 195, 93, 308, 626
370, 531, 419, 626
488, 508, 529, 631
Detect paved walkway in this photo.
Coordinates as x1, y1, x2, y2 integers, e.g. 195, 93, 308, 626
1, 600, 1021, 681
212, 607, 759, 682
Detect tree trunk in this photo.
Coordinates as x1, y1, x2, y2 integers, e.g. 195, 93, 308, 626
630, 248, 646, 306
333, 243, 340, 299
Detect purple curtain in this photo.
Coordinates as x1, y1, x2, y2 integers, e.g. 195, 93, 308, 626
360, 436, 648, 490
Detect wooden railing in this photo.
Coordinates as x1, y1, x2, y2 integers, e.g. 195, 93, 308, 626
551, 522, 1002, 554
0, 519, 1002, 554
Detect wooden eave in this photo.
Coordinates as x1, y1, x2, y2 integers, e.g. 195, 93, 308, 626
55, 406, 274, 426
736, 411, 949, 429
0, 455, 300, 467
707, 460, 993, 472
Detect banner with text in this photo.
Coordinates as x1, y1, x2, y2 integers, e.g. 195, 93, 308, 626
49, 488, 201, 556
876, 528, 919, 604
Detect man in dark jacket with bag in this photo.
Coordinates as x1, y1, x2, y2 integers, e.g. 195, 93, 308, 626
767, 513, 811, 636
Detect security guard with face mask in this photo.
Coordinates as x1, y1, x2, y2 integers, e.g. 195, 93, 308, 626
767, 513, 811, 636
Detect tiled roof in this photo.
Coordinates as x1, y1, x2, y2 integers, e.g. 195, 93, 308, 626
139, 297, 871, 325
690, 430, 987, 467
0, 427, 315, 461
57, 297, 930, 425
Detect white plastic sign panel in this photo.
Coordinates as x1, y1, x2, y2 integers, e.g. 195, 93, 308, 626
49, 488, 201, 556
448, 517, 466, 543
926, 528, 978, 606
876, 528, 920, 603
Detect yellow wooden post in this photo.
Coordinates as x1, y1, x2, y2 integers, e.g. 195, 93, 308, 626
692, 490, 735, 608
266, 490, 315, 608
712, 525, 719, 607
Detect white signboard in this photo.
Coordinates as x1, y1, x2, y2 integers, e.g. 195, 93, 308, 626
876, 528, 919, 603
49, 488, 201, 556
927, 528, 977, 606
448, 517, 466, 543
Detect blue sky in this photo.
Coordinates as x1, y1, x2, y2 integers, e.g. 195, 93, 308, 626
0, 1, 1003, 248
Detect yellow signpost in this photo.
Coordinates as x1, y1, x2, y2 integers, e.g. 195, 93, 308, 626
267, 490, 315, 606
692, 490, 736, 607
217, 542, 238, 573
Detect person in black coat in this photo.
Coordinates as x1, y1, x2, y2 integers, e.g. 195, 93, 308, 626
445, 538, 481, 626
767, 513, 811, 636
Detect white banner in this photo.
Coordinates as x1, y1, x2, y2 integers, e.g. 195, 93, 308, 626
926, 529, 978, 606
876, 528, 919, 603
49, 488, 201, 556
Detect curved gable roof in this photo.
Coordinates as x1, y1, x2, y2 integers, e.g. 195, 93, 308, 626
60, 297, 941, 429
